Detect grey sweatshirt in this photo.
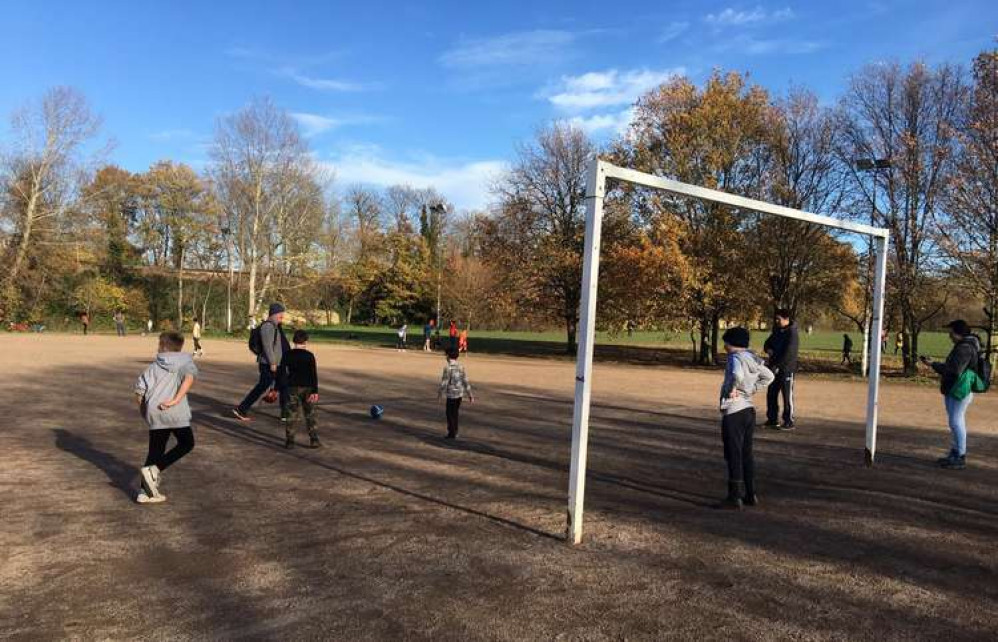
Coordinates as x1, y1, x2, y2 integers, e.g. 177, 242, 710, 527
720, 350, 774, 415
134, 352, 199, 430
258, 320, 288, 366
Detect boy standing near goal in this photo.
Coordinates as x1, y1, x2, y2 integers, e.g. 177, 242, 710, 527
133, 331, 199, 504
281, 329, 321, 449
717, 327, 774, 510
437, 347, 474, 440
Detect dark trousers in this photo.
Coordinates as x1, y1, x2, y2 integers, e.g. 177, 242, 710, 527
766, 368, 795, 425
722, 408, 755, 491
446, 397, 462, 437
145, 427, 195, 471
115, 322, 126, 337
238, 363, 289, 414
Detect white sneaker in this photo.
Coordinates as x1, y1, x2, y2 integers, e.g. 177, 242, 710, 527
140, 465, 161, 497
136, 490, 167, 504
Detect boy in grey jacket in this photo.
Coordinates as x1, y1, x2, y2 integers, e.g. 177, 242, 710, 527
718, 327, 774, 510
133, 332, 199, 504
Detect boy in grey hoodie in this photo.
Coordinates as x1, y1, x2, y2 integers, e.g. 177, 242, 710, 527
133, 332, 199, 504
718, 327, 774, 510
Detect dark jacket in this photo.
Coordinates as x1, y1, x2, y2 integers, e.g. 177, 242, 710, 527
764, 322, 800, 372
281, 348, 318, 394
932, 335, 980, 396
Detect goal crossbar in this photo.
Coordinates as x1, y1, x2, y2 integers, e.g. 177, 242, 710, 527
567, 159, 890, 544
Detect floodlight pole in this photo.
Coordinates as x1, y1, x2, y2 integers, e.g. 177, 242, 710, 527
865, 232, 890, 465
567, 158, 606, 545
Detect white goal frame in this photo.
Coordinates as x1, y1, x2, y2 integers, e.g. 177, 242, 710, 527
567, 159, 890, 545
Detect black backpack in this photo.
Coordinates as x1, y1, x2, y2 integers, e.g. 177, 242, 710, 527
973, 350, 992, 393
248, 320, 275, 356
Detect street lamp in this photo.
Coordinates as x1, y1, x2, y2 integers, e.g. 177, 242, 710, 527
855, 157, 892, 377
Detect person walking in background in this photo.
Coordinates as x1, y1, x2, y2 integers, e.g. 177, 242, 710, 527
397, 323, 408, 352
423, 320, 433, 352
281, 329, 321, 449
232, 303, 290, 422
448, 320, 458, 351
437, 347, 474, 440
459, 327, 468, 354
895, 331, 904, 355
146, 319, 153, 335
80, 312, 90, 335
763, 309, 799, 431
716, 327, 774, 510
191, 317, 203, 358
841, 334, 854, 366
114, 311, 126, 337
921, 320, 983, 470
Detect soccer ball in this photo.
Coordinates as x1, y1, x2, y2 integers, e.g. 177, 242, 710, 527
370, 404, 384, 419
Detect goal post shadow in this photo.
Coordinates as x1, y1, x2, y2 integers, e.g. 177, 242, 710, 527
566, 158, 891, 545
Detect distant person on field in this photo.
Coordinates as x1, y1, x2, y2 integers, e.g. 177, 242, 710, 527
232, 303, 290, 422
423, 321, 433, 352
448, 320, 458, 351
192, 317, 203, 358
716, 327, 773, 510
763, 309, 799, 430
133, 331, 198, 504
80, 312, 90, 335
114, 311, 126, 337
920, 320, 983, 470
397, 323, 408, 352
841, 334, 854, 366
146, 319, 153, 335
895, 332, 904, 355
281, 329, 321, 449
459, 328, 468, 354
438, 346, 474, 440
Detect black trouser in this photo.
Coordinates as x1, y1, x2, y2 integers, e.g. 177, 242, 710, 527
722, 408, 755, 491
766, 368, 795, 425
193, 337, 202, 352
446, 398, 462, 437
145, 427, 195, 471
115, 322, 126, 337
238, 363, 289, 414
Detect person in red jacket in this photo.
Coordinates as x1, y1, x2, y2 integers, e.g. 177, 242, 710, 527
448, 320, 458, 351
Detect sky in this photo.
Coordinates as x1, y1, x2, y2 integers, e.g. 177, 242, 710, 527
1, 1, 994, 210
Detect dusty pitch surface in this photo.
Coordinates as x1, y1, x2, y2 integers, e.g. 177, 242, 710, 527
1, 334, 996, 640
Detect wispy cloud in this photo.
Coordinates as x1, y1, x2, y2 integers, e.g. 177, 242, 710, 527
717, 35, 824, 55
439, 29, 578, 68
278, 68, 371, 92
658, 21, 690, 43
290, 112, 382, 136
543, 67, 684, 111
705, 6, 794, 27
323, 144, 504, 210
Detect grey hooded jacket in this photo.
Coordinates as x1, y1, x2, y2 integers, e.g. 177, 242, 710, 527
134, 352, 199, 430
720, 350, 775, 415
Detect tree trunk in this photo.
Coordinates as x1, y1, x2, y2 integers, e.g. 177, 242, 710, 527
698, 313, 711, 366
5, 183, 41, 293
565, 317, 577, 355
709, 310, 721, 366
176, 247, 184, 330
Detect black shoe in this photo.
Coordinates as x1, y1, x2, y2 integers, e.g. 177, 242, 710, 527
714, 482, 744, 510
284, 438, 294, 449
444, 433, 456, 441
743, 494, 759, 507
763, 421, 779, 428
936, 450, 958, 465
940, 455, 966, 470
776, 423, 796, 432
309, 437, 322, 449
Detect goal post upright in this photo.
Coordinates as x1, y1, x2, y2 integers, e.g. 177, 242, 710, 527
567, 158, 607, 545
566, 158, 890, 544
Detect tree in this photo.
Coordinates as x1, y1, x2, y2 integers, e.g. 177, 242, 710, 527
1, 87, 101, 317
620, 71, 774, 363
82, 166, 141, 281
940, 50, 998, 361
838, 61, 967, 374
493, 123, 595, 353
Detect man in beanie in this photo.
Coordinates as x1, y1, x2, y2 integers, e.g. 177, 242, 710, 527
233, 303, 291, 421
717, 327, 774, 509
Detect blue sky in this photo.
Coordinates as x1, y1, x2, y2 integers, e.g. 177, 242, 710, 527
1, 1, 994, 209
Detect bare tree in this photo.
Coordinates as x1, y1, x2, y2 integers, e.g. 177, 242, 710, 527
1, 87, 100, 315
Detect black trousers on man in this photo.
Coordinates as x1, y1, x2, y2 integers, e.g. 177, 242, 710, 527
722, 408, 755, 494
766, 367, 796, 426
238, 363, 289, 415
445, 398, 462, 438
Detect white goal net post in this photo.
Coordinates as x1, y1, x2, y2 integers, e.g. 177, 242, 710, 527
567, 159, 890, 545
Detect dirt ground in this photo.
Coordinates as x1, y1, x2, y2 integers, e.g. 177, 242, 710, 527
1, 333, 996, 641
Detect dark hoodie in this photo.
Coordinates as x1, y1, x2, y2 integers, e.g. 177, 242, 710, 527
764, 322, 800, 372
932, 335, 980, 396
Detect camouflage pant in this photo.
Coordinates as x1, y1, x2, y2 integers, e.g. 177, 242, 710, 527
286, 386, 318, 441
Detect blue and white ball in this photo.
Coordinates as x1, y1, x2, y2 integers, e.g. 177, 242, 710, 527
370, 404, 385, 419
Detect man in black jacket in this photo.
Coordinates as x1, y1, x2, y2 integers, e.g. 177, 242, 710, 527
763, 309, 799, 430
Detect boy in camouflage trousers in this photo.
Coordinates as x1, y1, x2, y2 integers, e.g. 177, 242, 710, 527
281, 330, 321, 449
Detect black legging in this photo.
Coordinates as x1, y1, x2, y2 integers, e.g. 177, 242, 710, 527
145, 427, 195, 471
722, 408, 755, 492
446, 398, 462, 437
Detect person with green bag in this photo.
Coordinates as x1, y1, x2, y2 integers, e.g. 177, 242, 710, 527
920, 320, 983, 470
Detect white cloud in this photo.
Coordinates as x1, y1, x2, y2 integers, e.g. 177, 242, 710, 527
564, 108, 635, 136
279, 68, 369, 92
290, 112, 381, 137
323, 144, 504, 210
705, 6, 794, 27
544, 67, 684, 111
439, 30, 577, 68
658, 21, 690, 43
